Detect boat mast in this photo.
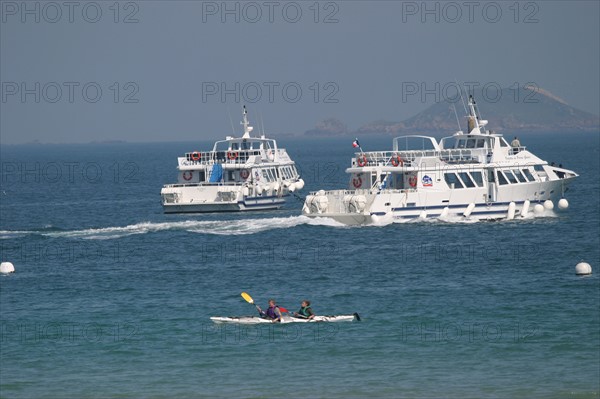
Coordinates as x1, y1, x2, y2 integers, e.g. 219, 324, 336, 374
241, 106, 253, 138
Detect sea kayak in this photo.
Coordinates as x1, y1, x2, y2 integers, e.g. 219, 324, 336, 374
210, 313, 360, 324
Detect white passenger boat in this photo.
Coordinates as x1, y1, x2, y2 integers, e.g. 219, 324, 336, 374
303, 96, 578, 225
161, 107, 304, 213
210, 314, 360, 324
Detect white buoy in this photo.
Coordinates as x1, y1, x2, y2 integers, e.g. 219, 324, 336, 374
463, 203, 475, 217
0, 262, 15, 274
534, 204, 544, 214
288, 183, 296, 193
544, 200, 554, 210
439, 207, 449, 218
295, 179, 305, 190
558, 198, 569, 210
507, 202, 516, 220
521, 200, 530, 217
575, 262, 592, 276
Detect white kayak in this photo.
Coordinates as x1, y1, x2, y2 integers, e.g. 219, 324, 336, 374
210, 313, 360, 324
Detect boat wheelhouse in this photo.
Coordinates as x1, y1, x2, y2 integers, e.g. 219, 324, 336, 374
161, 107, 304, 213
302, 96, 578, 225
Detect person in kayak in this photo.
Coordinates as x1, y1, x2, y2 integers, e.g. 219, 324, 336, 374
294, 300, 315, 320
257, 299, 282, 322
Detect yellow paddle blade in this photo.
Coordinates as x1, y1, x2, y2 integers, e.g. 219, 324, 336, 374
241, 292, 254, 304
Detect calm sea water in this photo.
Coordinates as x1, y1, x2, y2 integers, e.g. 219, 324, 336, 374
1, 132, 599, 398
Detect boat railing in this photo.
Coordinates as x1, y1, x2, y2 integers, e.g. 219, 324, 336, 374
308, 188, 414, 197
183, 148, 290, 165
353, 148, 482, 166
509, 146, 527, 155
163, 182, 245, 189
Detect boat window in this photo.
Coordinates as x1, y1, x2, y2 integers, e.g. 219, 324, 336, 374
444, 173, 464, 189
512, 169, 527, 183
497, 171, 509, 185
476, 139, 485, 148
522, 169, 535, 181
456, 139, 466, 149
458, 172, 475, 188
284, 167, 292, 179
470, 171, 484, 187
487, 170, 495, 182
466, 139, 476, 149
504, 170, 518, 184
199, 171, 206, 182
262, 169, 271, 182
500, 138, 509, 147
534, 164, 545, 172
393, 173, 404, 189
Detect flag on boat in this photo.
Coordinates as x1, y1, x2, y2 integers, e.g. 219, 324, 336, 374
352, 139, 360, 148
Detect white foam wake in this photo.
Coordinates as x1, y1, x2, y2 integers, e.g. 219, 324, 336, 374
0, 216, 346, 240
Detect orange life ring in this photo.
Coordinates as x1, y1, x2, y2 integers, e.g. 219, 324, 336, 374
391, 155, 403, 167
182, 171, 193, 181
190, 152, 201, 161
357, 155, 368, 167
408, 176, 417, 187
227, 151, 238, 160
352, 176, 362, 188
240, 169, 250, 179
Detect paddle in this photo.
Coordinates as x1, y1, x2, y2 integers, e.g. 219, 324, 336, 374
240, 292, 288, 314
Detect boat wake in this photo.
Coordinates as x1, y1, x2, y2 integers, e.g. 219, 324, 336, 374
0, 216, 346, 240
0, 211, 556, 240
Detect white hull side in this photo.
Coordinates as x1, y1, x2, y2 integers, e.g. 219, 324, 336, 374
210, 315, 358, 324
162, 184, 288, 213
304, 178, 574, 225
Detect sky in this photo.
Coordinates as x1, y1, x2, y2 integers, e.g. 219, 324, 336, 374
1, 0, 599, 144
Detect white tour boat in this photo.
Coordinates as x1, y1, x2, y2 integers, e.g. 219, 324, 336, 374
161, 107, 304, 213
210, 314, 360, 324
303, 96, 578, 225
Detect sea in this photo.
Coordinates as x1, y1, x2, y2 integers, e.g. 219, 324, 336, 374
1, 132, 599, 398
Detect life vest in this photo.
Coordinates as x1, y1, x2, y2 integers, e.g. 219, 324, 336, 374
265, 306, 280, 319
299, 306, 312, 317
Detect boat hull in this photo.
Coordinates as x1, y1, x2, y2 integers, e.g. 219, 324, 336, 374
210, 314, 359, 324
304, 177, 576, 225
162, 197, 286, 213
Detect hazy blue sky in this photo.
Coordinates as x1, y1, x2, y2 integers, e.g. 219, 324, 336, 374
1, 0, 599, 143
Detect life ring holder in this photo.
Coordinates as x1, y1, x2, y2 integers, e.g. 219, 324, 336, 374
352, 176, 362, 188
408, 176, 418, 188
190, 152, 201, 161
391, 154, 403, 167
357, 155, 368, 167
240, 169, 250, 180
182, 171, 193, 181
227, 151, 238, 160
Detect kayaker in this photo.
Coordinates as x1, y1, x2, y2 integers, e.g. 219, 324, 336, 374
294, 300, 315, 320
257, 299, 282, 322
